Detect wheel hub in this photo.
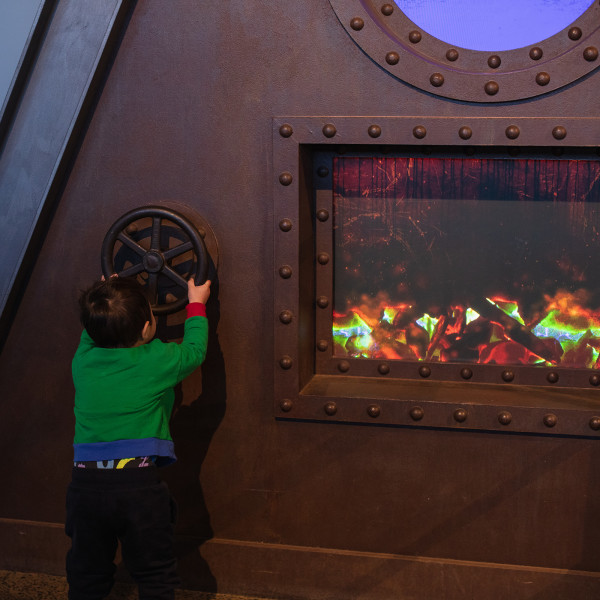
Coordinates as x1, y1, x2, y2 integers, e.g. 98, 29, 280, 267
142, 250, 164, 273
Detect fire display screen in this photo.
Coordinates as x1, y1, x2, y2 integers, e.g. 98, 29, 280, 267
332, 156, 600, 369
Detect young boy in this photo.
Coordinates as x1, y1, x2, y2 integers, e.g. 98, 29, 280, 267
66, 275, 211, 600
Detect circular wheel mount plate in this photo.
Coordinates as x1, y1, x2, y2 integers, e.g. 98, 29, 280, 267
101, 205, 216, 315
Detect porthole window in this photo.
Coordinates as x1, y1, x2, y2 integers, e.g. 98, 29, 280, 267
396, 0, 594, 51
329, 0, 600, 102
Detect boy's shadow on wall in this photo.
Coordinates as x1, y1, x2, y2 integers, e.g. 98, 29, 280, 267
156, 273, 225, 594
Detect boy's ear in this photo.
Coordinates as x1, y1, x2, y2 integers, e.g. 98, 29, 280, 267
141, 320, 151, 340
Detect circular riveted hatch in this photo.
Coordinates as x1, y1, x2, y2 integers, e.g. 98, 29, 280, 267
328, 0, 600, 102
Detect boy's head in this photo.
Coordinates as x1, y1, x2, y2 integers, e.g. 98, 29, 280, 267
79, 277, 154, 348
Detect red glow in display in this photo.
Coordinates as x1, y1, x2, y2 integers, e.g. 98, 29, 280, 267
332, 156, 600, 368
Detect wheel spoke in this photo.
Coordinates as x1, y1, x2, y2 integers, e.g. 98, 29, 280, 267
147, 273, 159, 304
163, 240, 193, 260
150, 217, 162, 251
118, 262, 144, 278
117, 232, 147, 256
162, 265, 188, 289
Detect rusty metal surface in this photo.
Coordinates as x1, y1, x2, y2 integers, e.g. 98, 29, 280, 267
2, 1, 600, 599
288, 375, 600, 436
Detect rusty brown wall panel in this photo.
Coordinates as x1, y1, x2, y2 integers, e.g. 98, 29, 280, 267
1, 1, 600, 598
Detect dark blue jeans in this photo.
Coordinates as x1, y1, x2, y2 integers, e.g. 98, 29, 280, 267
65, 467, 179, 600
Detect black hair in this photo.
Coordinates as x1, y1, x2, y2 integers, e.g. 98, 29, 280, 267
78, 277, 152, 348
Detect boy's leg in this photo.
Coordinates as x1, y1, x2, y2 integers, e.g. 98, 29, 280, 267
120, 480, 179, 600
65, 482, 119, 600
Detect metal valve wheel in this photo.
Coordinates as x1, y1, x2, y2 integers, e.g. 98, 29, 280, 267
101, 206, 209, 315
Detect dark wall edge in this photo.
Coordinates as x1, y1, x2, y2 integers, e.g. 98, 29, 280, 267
0, 0, 133, 352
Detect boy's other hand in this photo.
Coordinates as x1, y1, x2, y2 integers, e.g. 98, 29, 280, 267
188, 278, 211, 305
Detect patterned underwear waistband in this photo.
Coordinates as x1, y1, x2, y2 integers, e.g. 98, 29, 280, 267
73, 456, 157, 469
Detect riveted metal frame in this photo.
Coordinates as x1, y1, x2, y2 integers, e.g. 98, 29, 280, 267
329, 0, 600, 103
273, 115, 600, 436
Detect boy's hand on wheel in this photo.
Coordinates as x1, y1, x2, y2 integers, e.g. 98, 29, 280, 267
188, 279, 211, 304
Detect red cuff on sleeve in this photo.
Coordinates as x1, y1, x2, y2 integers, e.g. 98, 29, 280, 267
186, 302, 207, 318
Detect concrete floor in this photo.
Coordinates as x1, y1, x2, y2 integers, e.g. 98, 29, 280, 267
0, 570, 277, 600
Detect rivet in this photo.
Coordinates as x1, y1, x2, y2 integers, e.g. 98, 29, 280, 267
547, 371, 559, 383
279, 355, 293, 370
317, 166, 329, 178
589, 416, 600, 431
338, 361, 350, 373
568, 27, 583, 41
454, 408, 468, 423
280, 399, 293, 412
590, 374, 600, 386
279, 172, 293, 186
322, 124, 337, 138
446, 48, 459, 61
279, 265, 292, 279
418, 365, 431, 378
378, 363, 390, 375
279, 310, 293, 324
279, 124, 293, 138
317, 252, 330, 265
543, 413, 558, 427
198, 227, 206, 239
460, 367, 473, 380
317, 296, 330, 309
381, 3, 394, 16
505, 126, 520, 140
368, 124, 382, 138
367, 404, 381, 418
413, 125, 427, 139
350, 17, 364, 31
501, 369, 515, 382
529, 47, 543, 60
279, 218, 292, 232
317, 339, 328, 352
458, 126, 472, 140
410, 406, 424, 421
324, 401, 338, 416
408, 30, 422, 43
498, 411, 512, 425
386, 51, 400, 65
552, 126, 567, 140
488, 55, 501, 69
316, 208, 330, 222
430, 73, 444, 87
484, 80, 499, 95
584, 46, 599, 61
536, 72, 550, 86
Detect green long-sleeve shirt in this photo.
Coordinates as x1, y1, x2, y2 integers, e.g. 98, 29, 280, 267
72, 308, 208, 465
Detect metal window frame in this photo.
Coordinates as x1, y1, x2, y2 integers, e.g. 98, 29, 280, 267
273, 115, 600, 436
